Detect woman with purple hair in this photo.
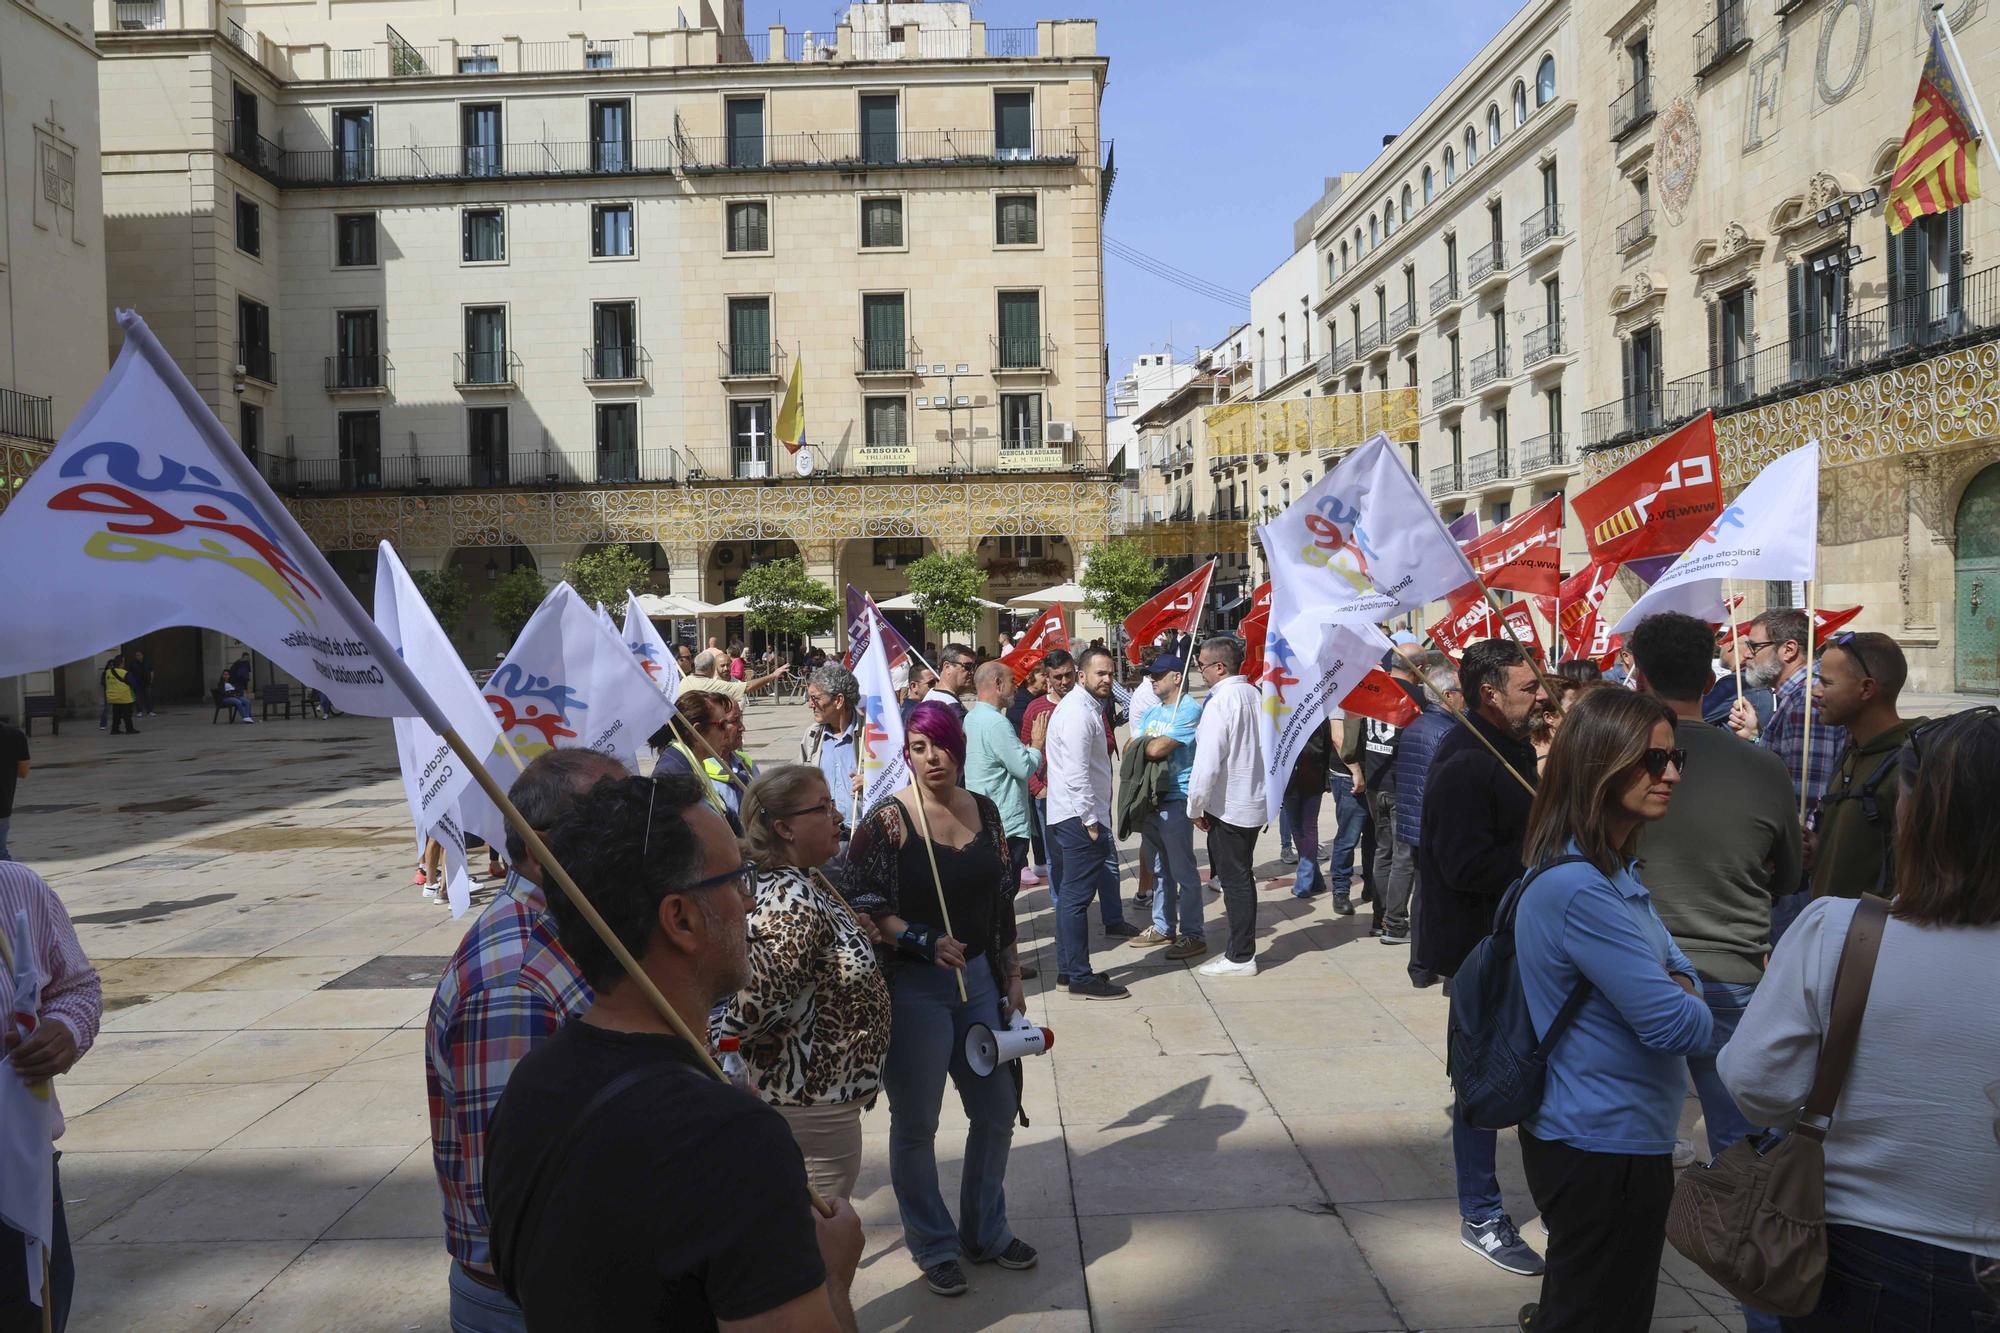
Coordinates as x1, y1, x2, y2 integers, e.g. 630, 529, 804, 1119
845, 701, 1035, 1299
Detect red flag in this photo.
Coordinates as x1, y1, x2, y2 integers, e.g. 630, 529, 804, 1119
1236, 581, 1273, 682
1556, 562, 1619, 661
1458, 495, 1565, 597
1572, 412, 1723, 564
1123, 559, 1216, 665
1243, 580, 1272, 622
999, 604, 1070, 683
1338, 668, 1421, 729
1427, 593, 1499, 653
1724, 605, 1864, 646
1499, 602, 1546, 663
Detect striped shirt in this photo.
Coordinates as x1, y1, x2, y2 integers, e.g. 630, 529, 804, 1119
425, 872, 593, 1272
0, 861, 103, 1139
1761, 668, 1848, 813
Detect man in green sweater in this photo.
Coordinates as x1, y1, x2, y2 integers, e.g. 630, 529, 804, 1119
1810, 631, 1923, 902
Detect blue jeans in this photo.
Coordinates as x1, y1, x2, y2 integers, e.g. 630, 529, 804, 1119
1283, 789, 1326, 897
1690, 978, 1781, 1333
0, 815, 11, 861
1325, 775, 1367, 897
1780, 1223, 2000, 1332
1143, 798, 1204, 940
1036, 798, 1062, 895
1049, 817, 1107, 981
228, 697, 252, 722
882, 962, 1018, 1269
448, 1263, 530, 1332
1096, 830, 1127, 927
1277, 801, 1295, 859
1452, 1101, 1503, 1221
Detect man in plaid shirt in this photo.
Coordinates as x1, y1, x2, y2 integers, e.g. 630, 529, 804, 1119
427, 750, 623, 1331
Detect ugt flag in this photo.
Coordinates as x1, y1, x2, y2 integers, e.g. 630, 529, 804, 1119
1123, 559, 1215, 664
622, 591, 683, 698
1256, 617, 1389, 824
1614, 443, 1821, 633
1573, 412, 1723, 565
1000, 604, 1069, 682
0, 311, 423, 716
853, 609, 910, 811
482, 582, 673, 796
375, 543, 506, 917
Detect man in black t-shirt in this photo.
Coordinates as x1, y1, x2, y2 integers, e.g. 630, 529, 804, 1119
486, 772, 863, 1331
1347, 648, 1426, 944
0, 720, 29, 861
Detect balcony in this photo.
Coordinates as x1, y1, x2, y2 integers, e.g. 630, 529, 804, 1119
1467, 241, 1508, 293
584, 344, 650, 385
111, 0, 163, 28
1317, 343, 1349, 384
454, 349, 520, 388
1431, 369, 1464, 411
1616, 208, 1656, 252
1522, 321, 1566, 369
855, 337, 921, 376
0, 386, 54, 443
1355, 324, 1383, 359
1696, 0, 1751, 78
718, 341, 786, 382
1518, 432, 1567, 474
238, 343, 275, 384
1520, 204, 1563, 256
1611, 76, 1655, 141
1429, 463, 1463, 498
1469, 346, 1510, 394
324, 354, 391, 394
1430, 273, 1463, 316
1465, 449, 1509, 487
991, 333, 1055, 374
1387, 304, 1417, 343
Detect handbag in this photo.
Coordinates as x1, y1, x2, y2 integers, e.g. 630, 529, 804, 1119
1664, 893, 1890, 1316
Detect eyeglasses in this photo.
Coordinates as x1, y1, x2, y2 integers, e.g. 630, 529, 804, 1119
778, 798, 839, 820
1904, 705, 2000, 767
1198, 659, 1226, 674
685, 860, 756, 901
1639, 747, 1689, 779
1742, 638, 1778, 655
1825, 630, 1876, 681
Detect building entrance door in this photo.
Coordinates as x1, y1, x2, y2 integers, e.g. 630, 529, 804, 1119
1955, 461, 2000, 693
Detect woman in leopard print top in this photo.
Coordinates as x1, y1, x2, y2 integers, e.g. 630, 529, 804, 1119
713, 764, 889, 1200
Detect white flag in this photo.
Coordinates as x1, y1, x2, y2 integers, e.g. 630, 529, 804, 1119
1255, 610, 1389, 824
1613, 442, 1820, 633
374, 543, 507, 916
481, 582, 673, 799
1255, 433, 1477, 627
853, 609, 910, 811
0, 311, 425, 718
621, 591, 683, 700
0, 910, 53, 1308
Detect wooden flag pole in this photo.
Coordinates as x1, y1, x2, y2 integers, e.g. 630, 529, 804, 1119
1417, 675, 1537, 797
905, 776, 970, 1003
439, 724, 832, 1217
1474, 577, 1564, 705
1726, 578, 1745, 706
1799, 579, 1815, 823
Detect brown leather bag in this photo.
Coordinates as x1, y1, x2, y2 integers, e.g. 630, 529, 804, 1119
1664, 894, 1889, 1316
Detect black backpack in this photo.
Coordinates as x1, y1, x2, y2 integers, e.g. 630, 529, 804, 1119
1446, 855, 1593, 1131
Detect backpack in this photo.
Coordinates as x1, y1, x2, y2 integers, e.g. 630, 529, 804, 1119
1446, 854, 1593, 1131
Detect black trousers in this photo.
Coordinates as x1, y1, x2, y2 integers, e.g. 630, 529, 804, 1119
1520, 1129, 1673, 1332
109, 702, 136, 733
1204, 819, 1259, 962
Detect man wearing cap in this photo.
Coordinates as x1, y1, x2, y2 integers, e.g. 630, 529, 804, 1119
1129, 654, 1206, 959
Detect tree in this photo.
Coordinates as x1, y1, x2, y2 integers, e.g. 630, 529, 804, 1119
735, 556, 837, 639
1079, 538, 1161, 637
903, 551, 987, 640
409, 567, 472, 637
562, 545, 653, 613
487, 565, 548, 642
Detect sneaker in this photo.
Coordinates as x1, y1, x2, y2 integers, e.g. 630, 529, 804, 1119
1380, 930, 1411, 946
1367, 922, 1386, 937
924, 1260, 968, 1297
1130, 927, 1173, 946
1279, 849, 1298, 865
1020, 866, 1040, 887
978, 1239, 1038, 1271
1331, 894, 1356, 916
1164, 936, 1207, 961
1066, 975, 1130, 1000
243, 716, 256, 724
1102, 921, 1141, 939
1460, 1215, 1545, 1276
413, 869, 429, 887
1196, 954, 1257, 977
422, 887, 439, 902
1055, 974, 1070, 989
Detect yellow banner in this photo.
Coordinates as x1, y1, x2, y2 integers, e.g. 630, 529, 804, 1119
1203, 387, 1419, 457
1122, 519, 1251, 557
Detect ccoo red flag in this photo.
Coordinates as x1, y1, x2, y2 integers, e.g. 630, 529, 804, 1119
1458, 495, 1565, 597
1556, 562, 1619, 661
999, 604, 1070, 682
1572, 412, 1723, 564
1724, 604, 1864, 646
1338, 668, 1421, 729
1124, 559, 1217, 664
1235, 581, 1273, 681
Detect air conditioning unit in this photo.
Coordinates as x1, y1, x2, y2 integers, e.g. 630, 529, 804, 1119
1045, 420, 1075, 444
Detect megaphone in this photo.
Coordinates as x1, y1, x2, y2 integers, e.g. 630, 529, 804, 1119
964, 1013, 1054, 1077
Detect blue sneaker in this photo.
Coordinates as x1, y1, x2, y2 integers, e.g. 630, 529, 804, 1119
1461, 1214, 1544, 1276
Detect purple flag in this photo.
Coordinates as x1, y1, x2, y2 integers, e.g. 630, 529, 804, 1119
844, 584, 912, 668
1447, 511, 1480, 542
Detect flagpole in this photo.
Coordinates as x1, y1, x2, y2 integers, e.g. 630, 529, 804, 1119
1799, 579, 1815, 823
1473, 577, 1564, 704
1417, 673, 1537, 797
1727, 578, 1744, 705
905, 775, 970, 1003
1936, 6, 1993, 143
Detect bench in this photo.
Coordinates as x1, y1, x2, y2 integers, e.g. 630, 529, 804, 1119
259, 682, 296, 720
23, 695, 59, 736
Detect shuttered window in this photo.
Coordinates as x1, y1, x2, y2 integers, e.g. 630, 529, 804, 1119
726, 200, 769, 253
997, 291, 1041, 368
861, 197, 903, 248
861, 294, 905, 369
996, 194, 1038, 245
728, 298, 771, 375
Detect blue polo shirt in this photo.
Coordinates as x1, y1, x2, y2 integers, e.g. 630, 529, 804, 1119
1515, 842, 1715, 1154
1136, 692, 1202, 800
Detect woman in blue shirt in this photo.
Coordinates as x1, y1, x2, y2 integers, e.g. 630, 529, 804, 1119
1513, 686, 1714, 1333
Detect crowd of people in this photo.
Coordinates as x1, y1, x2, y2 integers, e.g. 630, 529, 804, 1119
4, 605, 1998, 1333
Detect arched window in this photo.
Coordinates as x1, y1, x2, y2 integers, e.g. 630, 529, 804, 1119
1327, 252, 1337, 286
1465, 127, 1478, 167
1301, 470, 1314, 487
1537, 54, 1556, 105
1513, 79, 1528, 126
1487, 104, 1501, 148
1280, 480, 1292, 507
1401, 185, 1413, 222
1340, 240, 1349, 272
1423, 166, 1435, 202
1354, 225, 1364, 256
1443, 147, 1455, 184
1369, 214, 1380, 246
1382, 198, 1395, 236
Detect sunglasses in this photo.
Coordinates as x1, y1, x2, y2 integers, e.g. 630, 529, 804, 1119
1825, 630, 1875, 681
1639, 747, 1688, 779
1904, 705, 2000, 766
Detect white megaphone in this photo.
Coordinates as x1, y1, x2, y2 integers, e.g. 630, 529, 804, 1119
964, 1013, 1054, 1077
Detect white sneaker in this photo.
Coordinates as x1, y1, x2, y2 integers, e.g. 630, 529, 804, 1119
422, 887, 439, 901
243, 716, 257, 724
1196, 954, 1257, 977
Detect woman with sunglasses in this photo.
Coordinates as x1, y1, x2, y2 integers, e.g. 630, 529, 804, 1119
714, 765, 890, 1200
1720, 706, 2000, 1331
845, 701, 1034, 1299
1510, 687, 1715, 1332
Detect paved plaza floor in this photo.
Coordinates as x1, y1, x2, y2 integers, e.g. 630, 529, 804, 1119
8, 692, 1792, 1332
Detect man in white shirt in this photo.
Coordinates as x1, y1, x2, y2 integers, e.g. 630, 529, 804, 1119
1043, 645, 1131, 1000
1186, 635, 1268, 976
924, 644, 975, 719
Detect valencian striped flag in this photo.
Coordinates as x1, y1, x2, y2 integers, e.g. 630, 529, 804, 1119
1886, 13, 1987, 235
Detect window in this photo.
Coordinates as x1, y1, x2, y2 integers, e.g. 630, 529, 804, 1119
861, 293, 907, 370
729, 398, 773, 477
1714, 285, 1756, 405
1546, 385, 1563, 440
457, 45, 497, 73
591, 203, 634, 258
864, 396, 908, 469
1464, 127, 1478, 168
1487, 104, 1501, 148
1400, 186, 1412, 223
1544, 274, 1562, 332
1327, 254, 1337, 287
1635, 171, 1651, 215
991, 534, 1046, 562
726, 200, 770, 253
1885, 210, 1964, 351
590, 99, 631, 173
335, 213, 376, 266
862, 196, 904, 248
996, 194, 1037, 245
237, 297, 272, 381
873, 536, 923, 566
1404, 354, 1418, 387
1382, 198, 1395, 237
860, 92, 898, 163
994, 90, 1033, 157
461, 102, 501, 177
1623, 323, 1664, 430
1495, 406, 1509, 464
232, 82, 259, 154
1537, 54, 1557, 105
1340, 240, 1348, 272
334, 310, 379, 388
1443, 147, 1456, 184
1449, 422, 1463, 467
1000, 392, 1042, 448
463, 306, 508, 384
1405, 266, 1418, 314
997, 291, 1042, 368
596, 402, 640, 480
584, 47, 614, 69
1792, 245, 1847, 375
1513, 80, 1528, 126
238, 402, 262, 458
1490, 498, 1511, 525
333, 107, 373, 180
592, 301, 637, 379
462, 207, 505, 263
1445, 234, 1459, 284
338, 411, 382, 489
235, 193, 260, 256
1353, 227, 1363, 258
727, 297, 771, 375
725, 97, 764, 168
1447, 329, 1460, 379
1541, 161, 1559, 214
1370, 215, 1379, 246
1423, 167, 1434, 204
469, 407, 509, 486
